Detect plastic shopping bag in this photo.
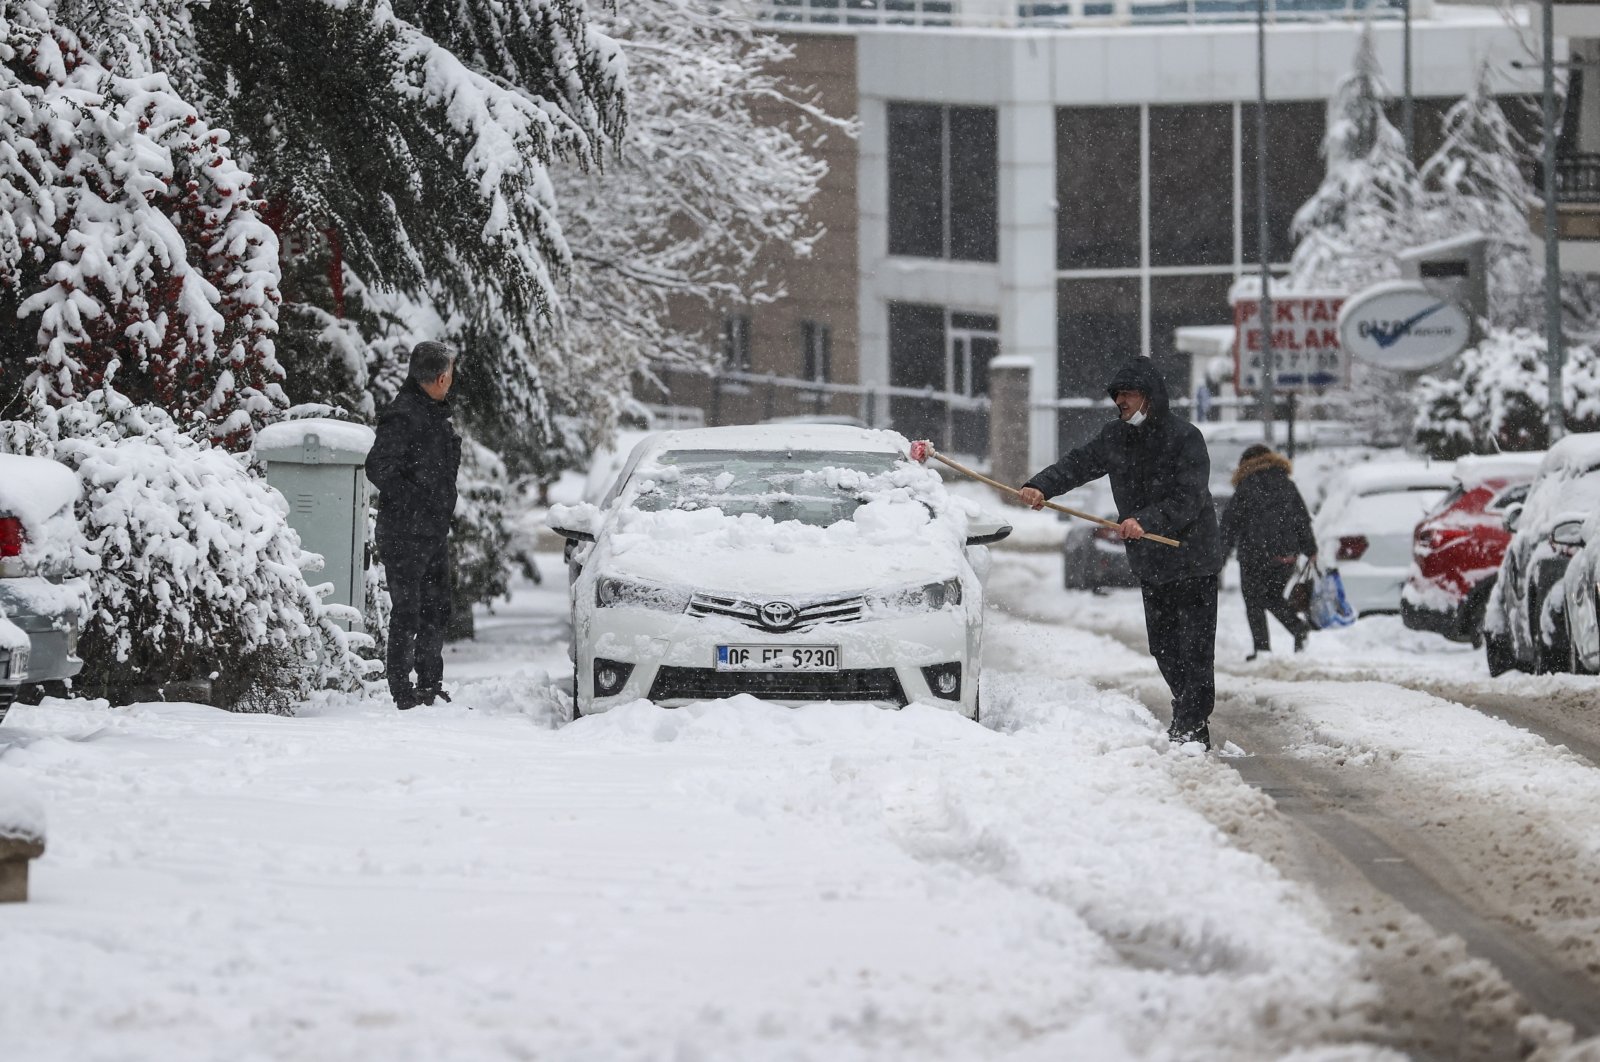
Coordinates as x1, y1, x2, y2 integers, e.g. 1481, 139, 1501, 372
1284, 558, 1316, 619
1309, 567, 1357, 629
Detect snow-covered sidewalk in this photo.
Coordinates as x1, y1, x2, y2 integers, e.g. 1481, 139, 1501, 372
0, 561, 1387, 1061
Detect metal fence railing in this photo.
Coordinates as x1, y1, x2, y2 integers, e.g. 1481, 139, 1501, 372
741, 0, 1415, 30
1533, 154, 1600, 204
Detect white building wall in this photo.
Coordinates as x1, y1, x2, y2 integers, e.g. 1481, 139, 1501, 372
855, 11, 1540, 469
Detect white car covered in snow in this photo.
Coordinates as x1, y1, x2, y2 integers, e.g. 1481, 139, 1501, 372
1313, 459, 1455, 617
548, 425, 1011, 718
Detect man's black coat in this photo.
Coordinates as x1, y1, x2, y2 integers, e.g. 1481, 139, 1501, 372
1023, 358, 1222, 585
1219, 451, 1317, 570
365, 377, 462, 540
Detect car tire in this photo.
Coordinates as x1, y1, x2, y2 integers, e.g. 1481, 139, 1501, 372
1484, 630, 1516, 677
1569, 625, 1588, 676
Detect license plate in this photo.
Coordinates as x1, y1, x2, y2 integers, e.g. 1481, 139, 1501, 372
716, 645, 839, 672
6, 647, 27, 681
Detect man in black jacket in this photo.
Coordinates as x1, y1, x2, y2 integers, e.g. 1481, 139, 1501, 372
1219, 444, 1317, 660
365, 341, 463, 710
1018, 358, 1223, 747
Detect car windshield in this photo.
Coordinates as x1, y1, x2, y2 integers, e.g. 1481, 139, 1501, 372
626, 449, 905, 527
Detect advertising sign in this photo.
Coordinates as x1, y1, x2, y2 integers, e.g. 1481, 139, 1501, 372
1231, 293, 1347, 394
1336, 280, 1471, 373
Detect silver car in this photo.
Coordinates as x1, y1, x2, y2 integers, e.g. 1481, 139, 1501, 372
1562, 511, 1600, 674
0, 453, 88, 721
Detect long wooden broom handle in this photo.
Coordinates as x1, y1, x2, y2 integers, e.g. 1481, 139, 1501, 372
921, 447, 1183, 549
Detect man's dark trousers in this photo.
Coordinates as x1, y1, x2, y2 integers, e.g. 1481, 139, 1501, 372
1240, 559, 1307, 652
379, 525, 451, 700
1140, 574, 1219, 734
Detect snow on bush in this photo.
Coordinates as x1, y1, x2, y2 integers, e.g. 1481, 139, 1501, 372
2, 392, 372, 712
1413, 329, 1600, 458
0, 2, 285, 446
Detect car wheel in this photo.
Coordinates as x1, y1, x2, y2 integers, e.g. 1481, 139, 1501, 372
1484, 630, 1516, 677
1569, 624, 1589, 676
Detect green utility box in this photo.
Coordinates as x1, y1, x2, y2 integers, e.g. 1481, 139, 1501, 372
256, 419, 376, 630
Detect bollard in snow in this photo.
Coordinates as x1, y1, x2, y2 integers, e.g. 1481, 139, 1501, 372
0, 770, 46, 902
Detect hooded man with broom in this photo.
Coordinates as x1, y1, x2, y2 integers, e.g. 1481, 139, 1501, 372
1018, 358, 1223, 748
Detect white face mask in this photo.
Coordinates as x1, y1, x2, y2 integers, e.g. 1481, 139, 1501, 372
1125, 406, 1148, 427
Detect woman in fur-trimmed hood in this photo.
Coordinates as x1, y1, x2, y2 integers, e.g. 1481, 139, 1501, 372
1219, 444, 1318, 659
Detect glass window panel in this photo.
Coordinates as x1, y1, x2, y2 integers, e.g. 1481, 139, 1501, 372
888, 302, 949, 448
1149, 274, 1236, 417
888, 103, 945, 258
1241, 100, 1325, 265
1056, 278, 1139, 450
1057, 106, 1142, 270
1149, 104, 1234, 266
949, 107, 999, 262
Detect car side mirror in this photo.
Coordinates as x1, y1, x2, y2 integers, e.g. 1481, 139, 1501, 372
548, 502, 601, 543
1551, 520, 1585, 549
1502, 502, 1523, 533
966, 518, 1013, 547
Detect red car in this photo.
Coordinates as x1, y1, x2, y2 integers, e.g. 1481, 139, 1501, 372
1401, 453, 1542, 644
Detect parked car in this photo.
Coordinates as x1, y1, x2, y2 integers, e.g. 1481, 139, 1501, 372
1562, 511, 1600, 674
0, 453, 89, 721
1312, 460, 1456, 616
549, 424, 1011, 718
1483, 432, 1600, 675
1400, 452, 1542, 645
1059, 481, 1140, 592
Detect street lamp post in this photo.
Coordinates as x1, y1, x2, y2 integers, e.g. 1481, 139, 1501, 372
1543, 0, 1566, 442
1257, 0, 1275, 443
1402, 0, 1414, 160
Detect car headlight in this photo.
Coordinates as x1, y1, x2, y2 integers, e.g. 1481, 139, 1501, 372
594, 575, 691, 613
867, 577, 963, 613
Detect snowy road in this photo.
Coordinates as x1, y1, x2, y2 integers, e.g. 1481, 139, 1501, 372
1, 553, 1598, 1060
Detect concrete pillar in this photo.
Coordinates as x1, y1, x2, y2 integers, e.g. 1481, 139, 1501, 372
0, 833, 44, 903
988, 356, 1034, 497
995, 66, 1058, 474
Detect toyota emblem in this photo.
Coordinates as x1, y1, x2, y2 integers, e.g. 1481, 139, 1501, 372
757, 600, 798, 630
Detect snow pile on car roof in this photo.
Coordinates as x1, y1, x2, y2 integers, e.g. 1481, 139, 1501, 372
1327, 458, 1456, 495
0, 453, 80, 531
1452, 451, 1543, 489
1538, 430, 1600, 476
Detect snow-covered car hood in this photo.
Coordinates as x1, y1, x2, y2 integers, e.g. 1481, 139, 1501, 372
595, 498, 966, 597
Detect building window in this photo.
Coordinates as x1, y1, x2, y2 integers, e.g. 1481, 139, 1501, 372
1057, 106, 1141, 270
888, 102, 998, 263
888, 302, 997, 455
801, 321, 832, 382
722, 313, 751, 371
1149, 104, 1234, 267
1241, 100, 1326, 265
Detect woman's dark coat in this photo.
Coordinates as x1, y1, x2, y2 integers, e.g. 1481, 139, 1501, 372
1023, 358, 1222, 585
1218, 451, 1317, 568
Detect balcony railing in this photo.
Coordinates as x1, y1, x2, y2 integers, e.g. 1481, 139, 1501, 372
1532, 153, 1600, 204
744, 0, 1414, 29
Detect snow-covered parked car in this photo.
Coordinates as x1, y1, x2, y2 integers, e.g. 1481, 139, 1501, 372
1312, 459, 1455, 617
1483, 432, 1600, 675
1562, 511, 1600, 674
1400, 452, 1541, 645
548, 425, 1011, 718
0, 453, 89, 719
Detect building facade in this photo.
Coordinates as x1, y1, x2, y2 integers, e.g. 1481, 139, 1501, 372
660, 3, 1537, 471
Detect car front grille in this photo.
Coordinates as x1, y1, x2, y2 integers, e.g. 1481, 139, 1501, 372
686, 592, 866, 631
647, 666, 906, 706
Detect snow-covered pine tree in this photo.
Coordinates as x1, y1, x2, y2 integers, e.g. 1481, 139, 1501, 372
186, 0, 628, 457
1288, 24, 1421, 293
0, 3, 285, 445
1, 390, 373, 711
1417, 63, 1541, 329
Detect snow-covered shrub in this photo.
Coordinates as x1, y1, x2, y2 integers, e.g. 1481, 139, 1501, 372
2, 392, 371, 712
448, 436, 513, 639
0, 2, 285, 446
1413, 329, 1600, 458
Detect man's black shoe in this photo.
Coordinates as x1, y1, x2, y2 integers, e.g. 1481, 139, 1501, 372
1294, 630, 1308, 653
1168, 722, 1211, 750
1245, 649, 1267, 662
416, 686, 452, 706
394, 690, 418, 711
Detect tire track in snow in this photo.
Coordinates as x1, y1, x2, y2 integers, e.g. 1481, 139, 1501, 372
984, 556, 1600, 1056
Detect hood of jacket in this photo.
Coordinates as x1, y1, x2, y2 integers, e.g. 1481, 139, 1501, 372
1231, 450, 1293, 488
1105, 358, 1171, 421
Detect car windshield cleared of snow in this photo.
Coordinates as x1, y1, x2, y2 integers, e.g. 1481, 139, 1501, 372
627, 449, 904, 527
